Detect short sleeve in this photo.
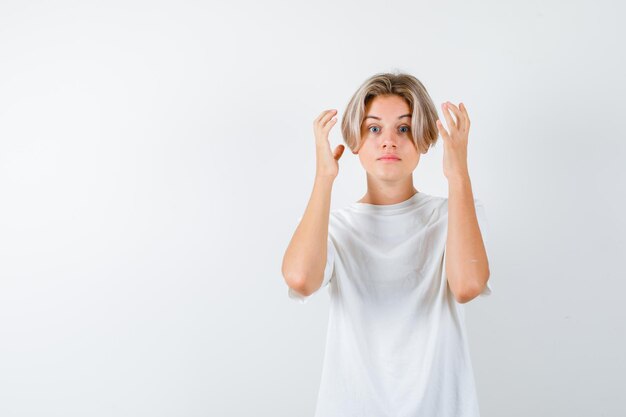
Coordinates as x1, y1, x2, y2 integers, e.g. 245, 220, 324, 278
475, 199, 494, 297
287, 216, 336, 304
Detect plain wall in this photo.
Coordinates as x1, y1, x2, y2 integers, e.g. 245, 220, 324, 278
1, 0, 624, 416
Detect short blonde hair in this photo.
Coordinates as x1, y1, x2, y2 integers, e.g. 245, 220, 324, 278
341, 72, 439, 154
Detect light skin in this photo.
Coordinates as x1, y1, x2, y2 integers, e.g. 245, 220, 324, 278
437, 100, 490, 303
313, 94, 489, 303
353, 95, 420, 205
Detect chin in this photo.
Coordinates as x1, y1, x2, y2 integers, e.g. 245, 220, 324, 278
374, 170, 408, 180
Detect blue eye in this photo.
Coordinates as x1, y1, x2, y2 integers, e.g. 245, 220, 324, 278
367, 125, 411, 134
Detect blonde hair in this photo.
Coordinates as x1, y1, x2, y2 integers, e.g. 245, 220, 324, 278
341, 72, 439, 154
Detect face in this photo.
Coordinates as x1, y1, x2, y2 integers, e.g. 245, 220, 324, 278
354, 94, 420, 182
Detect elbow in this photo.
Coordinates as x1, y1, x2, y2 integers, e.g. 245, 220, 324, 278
283, 270, 305, 293
455, 288, 478, 304
282, 255, 304, 290
455, 273, 490, 304
285, 271, 324, 298
287, 277, 310, 297
454, 291, 474, 304
282, 257, 325, 297
283, 269, 314, 297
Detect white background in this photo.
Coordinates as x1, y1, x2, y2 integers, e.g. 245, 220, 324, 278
1, 0, 624, 416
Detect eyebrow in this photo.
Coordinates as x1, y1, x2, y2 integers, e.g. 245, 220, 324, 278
364, 114, 412, 120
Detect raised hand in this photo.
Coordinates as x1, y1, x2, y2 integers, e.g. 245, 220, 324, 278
314, 109, 345, 179
436, 101, 471, 181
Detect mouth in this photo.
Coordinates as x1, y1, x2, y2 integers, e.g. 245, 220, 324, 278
378, 157, 401, 161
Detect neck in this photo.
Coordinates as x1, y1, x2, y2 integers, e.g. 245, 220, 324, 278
358, 175, 418, 205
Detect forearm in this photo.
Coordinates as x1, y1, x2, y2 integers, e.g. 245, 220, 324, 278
445, 175, 490, 298
281, 175, 334, 295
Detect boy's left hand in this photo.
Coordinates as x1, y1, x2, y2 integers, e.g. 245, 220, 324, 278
437, 101, 471, 181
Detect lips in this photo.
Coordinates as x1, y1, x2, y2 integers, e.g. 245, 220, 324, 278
378, 155, 400, 160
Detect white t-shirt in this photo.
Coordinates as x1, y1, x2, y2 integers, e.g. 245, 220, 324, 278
288, 190, 493, 417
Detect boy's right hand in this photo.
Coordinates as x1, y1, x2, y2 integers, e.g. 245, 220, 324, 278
314, 109, 345, 179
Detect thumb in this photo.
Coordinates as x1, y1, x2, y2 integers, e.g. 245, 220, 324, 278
333, 144, 345, 161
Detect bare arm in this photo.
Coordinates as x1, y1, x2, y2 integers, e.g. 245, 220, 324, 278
282, 108, 345, 297
436, 101, 490, 304
282, 176, 334, 296
445, 175, 490, 304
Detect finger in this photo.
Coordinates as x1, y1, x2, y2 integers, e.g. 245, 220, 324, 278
318, 109, 337, 127
314, 109, 334, 128
323, 111, 338, 129
324, 116, 338, 132
315, 109, 332, 123
333, 144, 345, 160
441, 103, 457, 131
446, 102, 467, 132
436, 119, 449, 140
459, 103, 471, 130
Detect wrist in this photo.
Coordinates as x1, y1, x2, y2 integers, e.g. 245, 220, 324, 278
314, 174, 336, 185
446, 173, 471, 186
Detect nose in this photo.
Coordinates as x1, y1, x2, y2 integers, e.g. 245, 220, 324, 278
381, 134, 398, 149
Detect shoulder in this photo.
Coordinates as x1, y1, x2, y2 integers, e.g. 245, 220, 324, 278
328, 207, 351, 231
429, 195, 485, 208
421, 194, 448, 213
420, 195, 486, 222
